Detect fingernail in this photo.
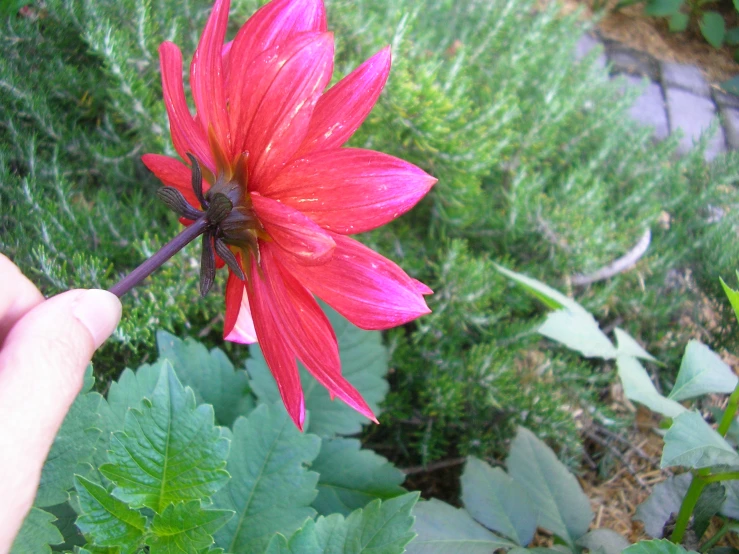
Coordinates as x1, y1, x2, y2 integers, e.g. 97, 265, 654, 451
72, 290, 122, 349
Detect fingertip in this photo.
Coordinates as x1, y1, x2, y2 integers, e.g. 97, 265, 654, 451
71, 290, 122, 349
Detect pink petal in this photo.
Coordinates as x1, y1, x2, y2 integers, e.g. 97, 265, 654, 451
260, 244, 376, 422
190, 0, 231, 153
228, 32, 334, 190
159, 43, 212, 167
251, 194, 335, 265
247, 255, 305, 429
294, 46, 391, 157
412, 278, 434, 295
226, 0, 326, 76
141, 153, 205, 208
264, 148, 437, 234
223, 270, 257, 344
280, 234, 431, 330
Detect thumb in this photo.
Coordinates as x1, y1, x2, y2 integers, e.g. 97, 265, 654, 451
0, 289, 121, 553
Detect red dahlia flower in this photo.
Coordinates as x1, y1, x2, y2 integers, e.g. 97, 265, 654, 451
142, 0, 435, 429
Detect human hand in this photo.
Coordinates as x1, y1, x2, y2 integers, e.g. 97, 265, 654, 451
0, 255, 121, 553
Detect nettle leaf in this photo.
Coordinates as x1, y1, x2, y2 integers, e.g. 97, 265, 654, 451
614, 328, 658, 363
312, 438, 406, 516
662, 411, 739, 469
617, 356, 686, 418
248, 304, 388, 437
668, 341, 738, 401
407, 499, 516, 553
100, 362, 230, 512
460, 456, 536, 546
213, 403, 321, 554
10, 507, 63, 554
506, 427, 593, 546
622, 539, 698, 554
74, 476, 146, 554
539, 310, 617, 360
146, 501, 233, 554
157, 331, 255, 427
720, 276, 739, 324
634, 473, 691, 538
700, 11, 726, 48
46, 500, 86, 550
100, 363, 163, 433
576, 529, 630, 554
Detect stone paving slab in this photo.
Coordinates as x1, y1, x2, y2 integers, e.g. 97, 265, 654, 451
575, 34, 607, 70
665, 87, 726, 160
606, 43, 659, 80
661, 61, 710, 97
622, 74, 669, 140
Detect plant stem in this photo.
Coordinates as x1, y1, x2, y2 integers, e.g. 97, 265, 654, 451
703, 471, 739, 484
718, 382, 739, 437
671, 470, 710, 544
699, 519, 729, 553
108, 217, 209, 298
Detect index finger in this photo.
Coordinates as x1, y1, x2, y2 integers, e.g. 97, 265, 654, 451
0, 254, 45, 345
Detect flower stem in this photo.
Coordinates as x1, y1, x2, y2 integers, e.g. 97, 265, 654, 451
108, 217, 210, 298
718, 382, 739, 437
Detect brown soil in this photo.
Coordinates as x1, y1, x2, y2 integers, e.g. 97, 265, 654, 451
547, 0, 739, 84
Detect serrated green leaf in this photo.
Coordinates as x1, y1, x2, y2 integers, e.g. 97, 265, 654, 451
614, 328, 658, 362
634, 473, 691, 538
100, 362, 230, 512
645, 0, 684, 16
576, 529, 630, 554
263, 534, 290, 554
312, 438, 405, 516
157, 331, 255, 427
247, 304, 388, 437
617, 356, 686, 418
700, 11, 726, 48
693, 482, 725, 538
721, 276, 739, 324
539, 310, 617, 359
212, 403, 321, 554
35, 390, 103, 507
10, 507, 63, 554
668, 341, 737, 401
662, 411, 739, 469
506, 427, 593, 546
146, 501, 233, 554
46, 501, 85, 551
74, 476, 146, 554
100, 363, 163, 433
460, 456, 536, 546
669, 12, 689, 32
407, 500, 516, 553
623, 539, 698, 554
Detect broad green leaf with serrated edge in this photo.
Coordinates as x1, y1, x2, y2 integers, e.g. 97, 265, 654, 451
46, 500, 85, 550
495, 265, 588, 315
36, 366, 102, 507
634, 473, 691, 538
312, 438, 405, 516
662, 411, 739, 469
146, 501, 233, 554
617, 356, 686, 418
263, 534, 290, 553
668, 340, 737, 401
614, 328, 658, 362
10, 507, 63, 554
700, 11, 726, 48
623, 539, 697, 554
212, 403, 321, 554
461, 456, 536, 546
407, 500, 516, 553
74, 476, 146, 554
100, 362, 163, 433
506, 427, 593, 547
539, 310, 617, 359
100, 362, 230, 512
720, 275, 739, 323
576, 529, 630, 554
248, 304, 388, 437
157, 331, 255, 427
645, 0, 684, 16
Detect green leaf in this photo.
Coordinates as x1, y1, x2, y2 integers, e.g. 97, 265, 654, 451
100, 362, 230, 512
720, 480, 739, 519
662, 411, 739, 469
248, 304, 389, 437
539, 310, 617, 359
212, 403, 321, 554
634, 473, 691, 538
721, 276, 739, 323
46, 501, 86, 551
407, 500, 516, 553
74, 476, 146, 554
645, 0, 684, 16
460, 456, 536, 546
669, 12, 690, 32
617, 356, 686, 418
506, 427, 593, 546
146, 501, 233, 554
722, 75, 739, 95
693, 482, 725, 538
614, 328, 658, 362
35, 389, 102, 507
668, 341, 738, 401
10, 507, 63, 554
312, 438, 406, 516
622, 539, 698, 554
700, 11, 726, 48
157, 331, 255, 427
495, 265, 588, 314
100, 363, 163, 433
576, 529, 630, 554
